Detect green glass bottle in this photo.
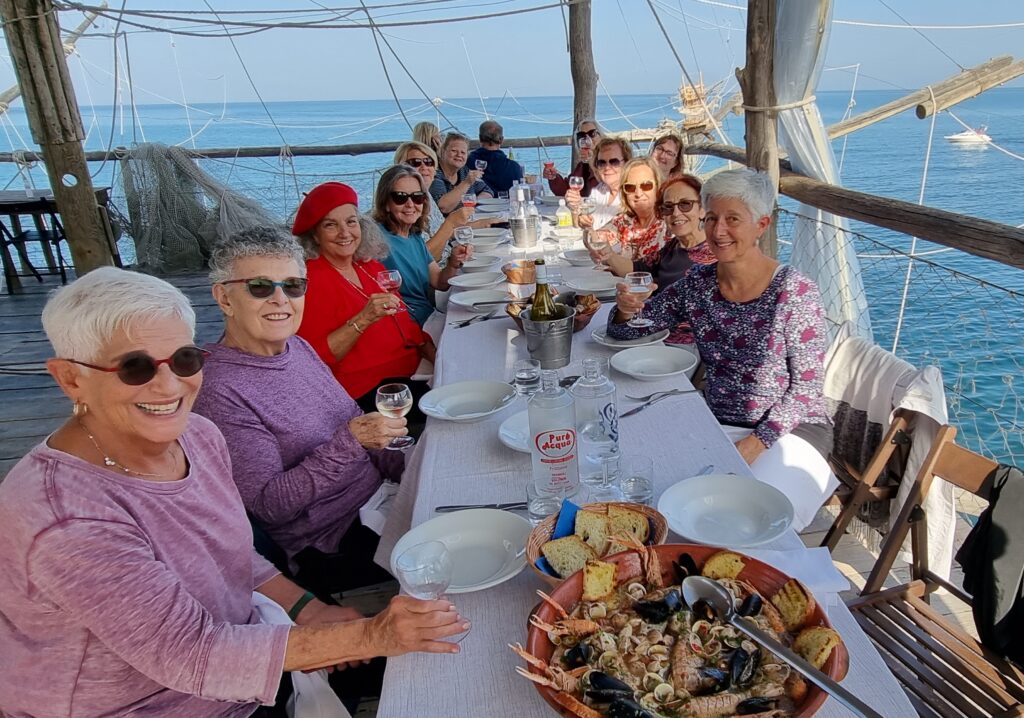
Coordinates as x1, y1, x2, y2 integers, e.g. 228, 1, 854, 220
531, 259, 559, 321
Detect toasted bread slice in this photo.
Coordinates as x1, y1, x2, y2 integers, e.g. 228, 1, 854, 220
582, 559, 617, 601
606, 505, 649, 553
770, 579, 817, 632
541, 536, 596, 578
793, 626, 842, 669
701, 550, 747, 580
574, 509, 611, 555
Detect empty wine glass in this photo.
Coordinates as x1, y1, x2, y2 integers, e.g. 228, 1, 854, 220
375, 383, 416, 449
625, 271, 654, 328
474, 159, 487, 172
453, 225, 474, 248
395, 540, 470, 643
376, 269, 406, 312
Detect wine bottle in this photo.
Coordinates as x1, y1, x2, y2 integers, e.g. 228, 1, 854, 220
530, 259, 559, 321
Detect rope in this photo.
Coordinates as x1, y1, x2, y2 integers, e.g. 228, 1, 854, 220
836, 65, 860, 177
121, 29, 145, 143
947, 110, 1024, 162
461, 35, 488, 120
359, 0, 413, 132
91, 6, 127, 180
741, 95, 816, 112
169, 38, 196, 149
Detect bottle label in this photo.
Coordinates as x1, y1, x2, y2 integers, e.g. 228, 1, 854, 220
601, 402, 619, 442
535, 429, 576, 462
535, 263, 548, 284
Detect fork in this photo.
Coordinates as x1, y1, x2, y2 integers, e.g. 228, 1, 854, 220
449, 310, 496, 328
625, 388, 697, 402
620, 391, 686, 418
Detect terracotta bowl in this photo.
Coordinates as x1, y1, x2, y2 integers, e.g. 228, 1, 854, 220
524, 543, 850, 718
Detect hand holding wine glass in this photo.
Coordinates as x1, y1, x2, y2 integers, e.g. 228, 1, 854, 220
568, 175, 585, 193
395, 541, 470, 643
625, 271, 655, 328
376, 270, 406, 312
474, 159, 488, 172
584, 230, 612, 271
375, 383, 416, 449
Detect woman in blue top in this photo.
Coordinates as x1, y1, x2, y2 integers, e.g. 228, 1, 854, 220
373, 164, 472, 325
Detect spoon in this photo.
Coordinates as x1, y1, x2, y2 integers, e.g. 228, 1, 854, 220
681, 576, 882, 718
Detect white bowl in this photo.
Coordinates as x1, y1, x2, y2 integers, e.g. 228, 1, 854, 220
475, 198, 508, 207
468, 237, 508, 252
498, 410, 530, 453
560, 249, 593, 266
448, 289, 510, 313
657, 474, 794, 547
448, 272, 505, 290
566, 273, 619, 296
462, 254, 501, 273
472, 227, 509, 237
591, 327, 671, 351
610, 345, 699, 381
419, 380, 518, 423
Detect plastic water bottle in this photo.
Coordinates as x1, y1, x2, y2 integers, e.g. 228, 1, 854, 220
528, 370, 580, 499
570, 357, 620, 486
556, 199, 572, 228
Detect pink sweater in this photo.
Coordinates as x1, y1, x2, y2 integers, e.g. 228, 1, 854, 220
0, 414, 289, 717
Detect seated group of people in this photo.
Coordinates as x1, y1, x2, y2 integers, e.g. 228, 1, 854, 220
0, 114, 835, 716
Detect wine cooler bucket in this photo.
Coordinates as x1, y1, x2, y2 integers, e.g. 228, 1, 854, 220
522, 304, 576, 369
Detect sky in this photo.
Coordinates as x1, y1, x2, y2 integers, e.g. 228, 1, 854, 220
1, 0, 1022, 105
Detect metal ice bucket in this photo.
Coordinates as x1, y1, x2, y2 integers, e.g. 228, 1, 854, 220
510, 216, 538, 249
520, 303, 576, 369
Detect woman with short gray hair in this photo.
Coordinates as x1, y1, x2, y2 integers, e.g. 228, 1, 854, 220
0, 266, 466, 717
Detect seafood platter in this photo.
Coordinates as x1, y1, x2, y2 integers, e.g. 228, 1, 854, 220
513, 543, 848, 718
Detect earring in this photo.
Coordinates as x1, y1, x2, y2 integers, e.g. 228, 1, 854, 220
72, 402, 88, 418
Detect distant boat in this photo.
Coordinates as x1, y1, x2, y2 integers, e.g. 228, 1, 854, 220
945, 125, 992, 144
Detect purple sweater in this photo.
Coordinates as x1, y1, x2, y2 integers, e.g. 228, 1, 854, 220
0, 414, 288, 717
608, 263, 828, 448
193, 336, 403, 564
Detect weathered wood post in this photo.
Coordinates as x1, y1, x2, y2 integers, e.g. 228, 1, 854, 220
568, 0, 596, 167
736, 0, 779, 257
0, 0, 113, 273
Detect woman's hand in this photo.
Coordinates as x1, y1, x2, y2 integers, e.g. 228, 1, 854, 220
349, 412, 408, 450
449, 243, 473, 268
564, 187, 582, 209
542, 165, 559, 181
365, 595, 468, 656
735, 434, 767, 465
588, 243, 612, 265
357, 292, 401, 325
464, 169, 484, 186
613, 280, 657, 320
577, 213, 594, 229
448, 206, 474, 226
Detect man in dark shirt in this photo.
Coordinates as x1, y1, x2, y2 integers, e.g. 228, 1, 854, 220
467, 120, 524, 193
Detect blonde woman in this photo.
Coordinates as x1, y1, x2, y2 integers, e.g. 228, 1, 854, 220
600, 156, 666, 264
411, 121, 441, 153
567, 136, 634, 231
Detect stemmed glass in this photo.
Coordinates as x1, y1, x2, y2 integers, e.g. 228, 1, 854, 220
375, 383, 416, 450
625, 271, 654, 328
568, 175, 585, 193
377, 269, 406, 312
588, 454, 623, 502
584, 228, 612, 272
453, 225, 474, 252
395, 540, 470, 642
461, 192, 477, 221
578, 135, 593, 154
474, 159, 488, 172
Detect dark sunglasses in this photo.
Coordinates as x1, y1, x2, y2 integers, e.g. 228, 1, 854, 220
659, 199, 699, 216
66, 346, 209, 386
596, 158, 623, 169
390, 191, 427, 206
406, 157, 435, 168
575, 129, 599, 140
623, 180, 656, 193
221, 277, 308, 299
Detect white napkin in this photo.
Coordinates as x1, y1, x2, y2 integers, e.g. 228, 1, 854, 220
742, 547, 850, 611
359, 481, 400, 535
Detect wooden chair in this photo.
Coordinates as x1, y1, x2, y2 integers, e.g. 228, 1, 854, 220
847, 426, 1024, 717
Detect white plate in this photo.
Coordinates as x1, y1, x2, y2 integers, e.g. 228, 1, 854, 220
591, 327, 671, 350
419, 380, 517, 422
448, 289, 509, 313
535, 195, 562, 206
610, 345, 699, 381
657, 474, 794, 547
472, 227, 509, 237
467, 237, 509, 251
448, 272, 505, 290
566, 273, 619, 295
461, 254, 501, 273
498, 410, 530, 453
390, 509, 531, 593
560, 249, 594, 266
475, 198, 508, 207
474, 205, 506, 215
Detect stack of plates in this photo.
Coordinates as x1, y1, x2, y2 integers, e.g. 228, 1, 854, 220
565, 273, 618, 297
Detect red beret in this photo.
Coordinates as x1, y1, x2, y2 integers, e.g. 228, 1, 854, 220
291, 182, 359, 236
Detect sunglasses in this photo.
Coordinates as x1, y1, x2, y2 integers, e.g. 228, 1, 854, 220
659, 199, 699, 216
406, 157, 435, 168
575, 129, 599, 140
221, 277, 308, 299
596, 158, 623, 169
623, 180, 656, 193
390, 191, 427, 206
66, 346, 209, 386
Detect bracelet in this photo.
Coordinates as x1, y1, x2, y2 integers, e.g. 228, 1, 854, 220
288, 590, 317, 621
347, 318, 365, 334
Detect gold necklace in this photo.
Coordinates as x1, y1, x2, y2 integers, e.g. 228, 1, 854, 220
77, 418, 178, 478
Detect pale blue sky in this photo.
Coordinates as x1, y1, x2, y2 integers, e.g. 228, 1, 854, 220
4, 0, 1022, 104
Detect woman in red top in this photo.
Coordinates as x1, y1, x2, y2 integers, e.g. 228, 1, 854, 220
293, 182, 435, 420
602, 156, 667, 265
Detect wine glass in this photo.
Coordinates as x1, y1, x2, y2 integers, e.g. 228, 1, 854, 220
376, 270, 406, 312
568, 175, 585, 193
578, 135, 593, 152
453, 225, 474, 248
461, 193, 477, 220
474, 159, 488, 172
585, 228, 612, 271
375, 383, 416, 450
625, 271, 654, 328
395, 540, 469, 642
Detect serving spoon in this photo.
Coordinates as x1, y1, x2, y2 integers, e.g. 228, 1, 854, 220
681, 576, 882, 718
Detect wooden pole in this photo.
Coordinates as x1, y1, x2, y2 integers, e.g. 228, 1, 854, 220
568, 0, 596, 168
736, 0, 778, 257
0, 0, 113, 273
916, 59, 1024, 119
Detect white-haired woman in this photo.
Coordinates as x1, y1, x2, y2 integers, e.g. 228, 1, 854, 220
0, 267, 467, 717
431, 131, 493, 214
608, 168, 836, 530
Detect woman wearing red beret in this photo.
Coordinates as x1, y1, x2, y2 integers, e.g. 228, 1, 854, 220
293, 182, 434, 422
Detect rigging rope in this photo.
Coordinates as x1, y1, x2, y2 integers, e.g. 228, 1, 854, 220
359, 0, 413, 132
947, 110, 1024, 163
461, 35, 488, 120
91, 6, 127, 180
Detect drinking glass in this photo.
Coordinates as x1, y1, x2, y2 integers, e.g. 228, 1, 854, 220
625, 271, 654, 328
513, 358, 541, 398
568, 175, 585, 193
588, 454, 623, 502
474, 159, 488, 172
376, 269, 406, 312
585, 229, 611, 271
578, 135, 593, 152
619, 455, 655, 506
395, 541, 469, 642
375, 383, 416, 450
497, 190, 509, 201
461, 193, 477, 221
526, 481, 564, 526
453, 225, 474, 249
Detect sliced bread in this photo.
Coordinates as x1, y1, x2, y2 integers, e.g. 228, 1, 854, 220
541, 536, 596, 578
574, 509, 611, 555
793, 626, 842, 669
770, 579, 817, 632
606, 505, 649, 553
582, 559, 617, 601
701, 550, 747, 580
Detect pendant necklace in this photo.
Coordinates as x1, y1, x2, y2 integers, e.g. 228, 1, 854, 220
77, 418, 177, 478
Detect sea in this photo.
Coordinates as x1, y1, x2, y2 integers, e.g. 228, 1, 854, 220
1, 88, 1021, 461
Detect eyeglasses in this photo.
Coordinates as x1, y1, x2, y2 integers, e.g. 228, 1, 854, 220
390, 191, 428, 206
654, 145, 679, 160
66, 346, 209, 386
575, 129, 599, 141
221, 277, 308, 299
595, 157, 623, 169
623, 180, 656, 193
658, 199, 698, 216
406, 157, 435, 168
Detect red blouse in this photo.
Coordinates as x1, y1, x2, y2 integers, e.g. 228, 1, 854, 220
610, 213, 668, 264
297, 256, 424, 399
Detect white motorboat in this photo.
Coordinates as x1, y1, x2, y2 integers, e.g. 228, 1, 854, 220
944, 125, 992, 144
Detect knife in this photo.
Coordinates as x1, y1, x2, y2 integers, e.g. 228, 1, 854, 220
434, 501, 528, 513
620, 391, 682, 418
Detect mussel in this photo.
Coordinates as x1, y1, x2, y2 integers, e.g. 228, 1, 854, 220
562, 641, 593, 669
607, 697, 657, 718
583, 671, 634, 703
738, 593, 763, 617
672, 552, 699, 582
687, 598, 718, 622
736, 697, 780, 715
633, 588, 683, 623
695, 666, 730, 694
729, 646, 759, 687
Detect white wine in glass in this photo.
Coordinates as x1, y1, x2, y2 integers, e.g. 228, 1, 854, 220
375, 383, 415, 449
395, 540, 469, 643
625, 271, 654, 328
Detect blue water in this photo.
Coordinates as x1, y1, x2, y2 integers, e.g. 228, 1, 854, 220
1, 89, 1021, 461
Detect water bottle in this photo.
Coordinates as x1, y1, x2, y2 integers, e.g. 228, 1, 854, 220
556, 199, 572, 228
570, 357, 620, 486
526, 200, 541, 245
528, 370, 580, 499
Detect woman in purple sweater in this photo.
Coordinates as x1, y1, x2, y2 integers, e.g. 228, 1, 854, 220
0, 268, 466, 717
193, 226, 408, 600
609, 168, 836, 529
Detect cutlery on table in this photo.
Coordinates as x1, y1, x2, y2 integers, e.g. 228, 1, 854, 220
434, 501, 528, 513
625, 388, 697, 402
450, 310, 497, 328
620, 391, 687, 418
469, 299, 528, 309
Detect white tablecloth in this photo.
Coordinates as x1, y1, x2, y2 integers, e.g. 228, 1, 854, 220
374, 234, 914, 718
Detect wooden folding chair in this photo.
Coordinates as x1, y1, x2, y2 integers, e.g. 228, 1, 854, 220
847, 426, 1024, 717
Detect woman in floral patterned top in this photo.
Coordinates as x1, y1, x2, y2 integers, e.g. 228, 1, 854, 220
608, 168, 835, 528
601, 157, 667, 265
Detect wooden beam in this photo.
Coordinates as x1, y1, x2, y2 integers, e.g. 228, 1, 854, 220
568, 0, 596, 168
916, 59, 1024, 118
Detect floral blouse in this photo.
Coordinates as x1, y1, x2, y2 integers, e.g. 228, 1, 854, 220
607, 263, 828, 448
610, 213, 667, 264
